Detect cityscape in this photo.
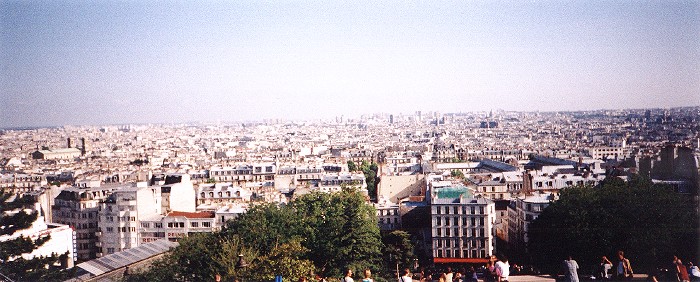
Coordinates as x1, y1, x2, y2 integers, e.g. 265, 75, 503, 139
1, 1, 699, 282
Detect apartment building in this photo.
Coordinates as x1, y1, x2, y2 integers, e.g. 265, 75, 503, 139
52, 185, 117, 261
507, 193, 556, 251
97, 183, 161, 256
431, 196, 495, 262
140, 211, 218, 243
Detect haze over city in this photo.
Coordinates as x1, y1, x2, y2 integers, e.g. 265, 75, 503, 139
1, 1, 699, 127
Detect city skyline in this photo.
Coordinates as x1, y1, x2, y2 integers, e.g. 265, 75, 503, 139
2, 1, 699, 127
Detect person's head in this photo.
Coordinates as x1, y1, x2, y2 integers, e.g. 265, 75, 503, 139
447, 267, 452, 273
601, 256, 608, 262
673, 255, 679, 262
677, 259, 683, 265
345, 269, 352, 277
403, 268, 411, 276
364, 269, 372, 278
567, 255, 573, 261
618, 251, 625, 260
689, 262, 694, 266
500, 254, 509, 262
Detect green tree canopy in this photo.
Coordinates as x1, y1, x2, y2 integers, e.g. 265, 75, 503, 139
528, 176, 699, 275
382, 230, 416, 272
131, 187, 383, 281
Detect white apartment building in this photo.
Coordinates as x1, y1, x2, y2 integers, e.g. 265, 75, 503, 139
159, 174, 196, 213
197, 183, 252, 205
214, 204, 248, 226
473, 180, 511, 200
431, 196, 495, 263
507, 193, 556, 251
375, 197, 401, 231
209, 163, 276, 183
0, 173, 46, 193
139, 211, 218, 243
97, 183, 161, 256
316, 173, 367, 193
52, 185, 117, 261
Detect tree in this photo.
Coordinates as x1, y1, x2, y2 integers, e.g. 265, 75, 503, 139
450, 170, 464, 179
347, 160, 358, 172
359, 161, 380, 200
137, 187, 384, 280
382, 231, 416, 272
0, 189, 73, 281
527, 176, 699, 275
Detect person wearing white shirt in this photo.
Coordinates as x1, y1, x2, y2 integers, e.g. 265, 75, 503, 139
399, 268, 412, 282
495, 255, 510, 282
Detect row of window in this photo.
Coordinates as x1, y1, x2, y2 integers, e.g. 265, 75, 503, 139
140, 221, 213, 228
436, 249, 487, 259
435, 216, 486, 227
435, 238, 487, 248
435, 227, 487, 237
434, 205, 487, 215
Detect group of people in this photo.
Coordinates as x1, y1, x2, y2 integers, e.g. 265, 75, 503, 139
665, 256, 700, 282
592, 251, 634, 281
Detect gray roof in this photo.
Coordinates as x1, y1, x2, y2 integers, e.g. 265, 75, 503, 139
75, 239, 178, 277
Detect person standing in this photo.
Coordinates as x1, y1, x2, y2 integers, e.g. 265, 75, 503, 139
399, 268, 413, 282
444, 267, 453, 282
677, 259, 691, 282
495, 255, 510, 282
342, 269, 354, 282
615, 251, 633, 281
599, 256, 613, 280
562, 256, 580, 282
361, 269, 373, 282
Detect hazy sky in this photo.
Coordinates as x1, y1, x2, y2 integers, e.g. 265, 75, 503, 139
1, 1, 699, 127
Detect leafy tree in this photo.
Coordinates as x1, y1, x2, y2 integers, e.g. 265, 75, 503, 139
527, 176, 698, 275
450, 170, 464, 179
247, 239, 315, 281
135, 188, 383, 280
382, 231, 416, 271
347, 160, 358, 172
359, 161, 380, 200
0, 189, 73, 281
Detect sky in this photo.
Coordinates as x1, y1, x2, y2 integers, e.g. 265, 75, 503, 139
1, 0, 699, 127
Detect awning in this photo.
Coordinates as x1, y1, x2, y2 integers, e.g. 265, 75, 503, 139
433, 258, 489, 264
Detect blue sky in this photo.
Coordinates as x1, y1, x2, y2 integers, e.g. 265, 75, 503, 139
1, 0, 698, 127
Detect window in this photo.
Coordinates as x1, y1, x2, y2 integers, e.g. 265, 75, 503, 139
480, 207, 484, 214
155, 223, 162, 228
191, 222, 199, 228
106, 227, 114, 232
436, 206, 441, 214
471, 207, 475, 214
437, 250, 443, 258
107, 248, 115, 254
436, 217, 441, 225
444, 217, 449, 225
437, 228, 441, 236
141, 222, 150, 228
203, 222, 211, 228
453, 206, 458, 214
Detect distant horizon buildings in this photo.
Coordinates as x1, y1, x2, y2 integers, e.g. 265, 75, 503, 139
1, 106, 698, 130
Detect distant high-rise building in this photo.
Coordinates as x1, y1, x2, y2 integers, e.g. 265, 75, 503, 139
389, 114, 394, 124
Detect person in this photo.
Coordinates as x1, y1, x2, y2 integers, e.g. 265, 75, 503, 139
485, 256, 498, 282
438, 273, 447, 282
689, 262, 700, 281
672, 256, 682, 281
444, 267, 453, 282
399, 268, 412, 282
495, 255, 510, 282
615, 251, 633, 281
466, 266, 478, 282
361, 269, 373, 282
342, 268, 354, 282
600, 256, 613, 280
562, 255, 580, 282
678, 259, 690, 282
